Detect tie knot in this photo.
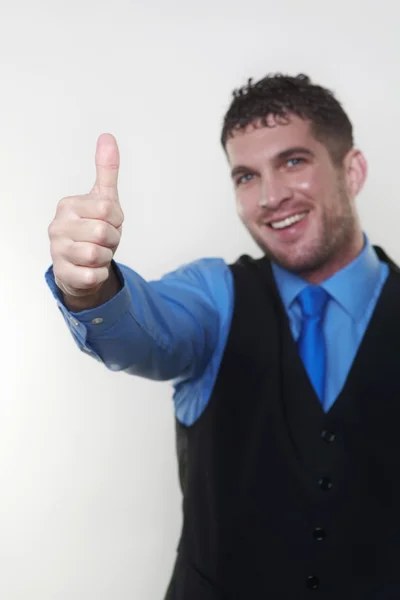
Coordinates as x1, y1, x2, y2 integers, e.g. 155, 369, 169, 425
297, 285, 329, 319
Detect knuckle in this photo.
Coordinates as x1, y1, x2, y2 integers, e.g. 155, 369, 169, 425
97, 198, 114, 221
96, 198, 124, 228
101, 247, 113, 264
81, 268, 98, 288
94, 221, 109, 245
47, 219, 58, 239
56, 195, 73, 213
56, 194, 87, 217
85, 244, 104, 266
85, 244, 98, 266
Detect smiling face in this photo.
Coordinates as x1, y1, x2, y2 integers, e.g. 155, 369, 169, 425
226, 114, 367, 284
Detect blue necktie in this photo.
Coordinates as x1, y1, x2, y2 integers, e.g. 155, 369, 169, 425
297, 286, 329, 406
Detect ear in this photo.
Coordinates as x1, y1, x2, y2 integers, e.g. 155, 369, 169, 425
343, 149, 368, 198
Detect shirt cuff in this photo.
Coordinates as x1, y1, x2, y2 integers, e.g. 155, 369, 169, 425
44, 261, 132, 342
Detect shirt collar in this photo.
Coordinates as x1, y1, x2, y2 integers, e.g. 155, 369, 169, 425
271, 234, 382, 321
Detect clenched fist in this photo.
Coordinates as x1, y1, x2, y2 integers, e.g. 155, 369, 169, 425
48, 133, 124, 310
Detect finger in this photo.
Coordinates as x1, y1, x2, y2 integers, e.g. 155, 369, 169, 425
58, 194, 124, 229
54, 261, 109, 293
70, 219, 121, 248
93, 133, 120, 194
63, 242, 114, 268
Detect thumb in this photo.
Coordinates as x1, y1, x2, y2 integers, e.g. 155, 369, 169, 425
93, 133, 120, 194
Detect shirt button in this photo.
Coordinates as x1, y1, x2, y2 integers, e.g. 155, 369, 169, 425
306, 575, 320, 589
313, 527, 326, 541
318, 477, 333, 491
321, 429, 336, 443
69, 316, 79, 327
91, 317, 104, 325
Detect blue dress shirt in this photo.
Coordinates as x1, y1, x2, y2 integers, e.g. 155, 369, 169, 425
272, 235, 389, 411
45, 234, 389, 425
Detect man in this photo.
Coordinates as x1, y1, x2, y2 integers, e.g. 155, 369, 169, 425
46, 73, 400, 598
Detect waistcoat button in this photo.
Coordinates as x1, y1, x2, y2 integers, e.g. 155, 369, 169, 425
321, 429, 336, 442
313, 527, 326, 540
306, 575, 320, 589
318, 476, 333, 491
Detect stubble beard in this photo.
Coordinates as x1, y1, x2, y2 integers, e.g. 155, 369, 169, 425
256, 184, 359, 278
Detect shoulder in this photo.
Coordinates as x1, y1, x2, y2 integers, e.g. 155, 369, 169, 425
159, 257, 233, 294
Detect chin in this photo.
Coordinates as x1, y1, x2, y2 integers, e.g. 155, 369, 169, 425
271, 255, 315, 274
261, 241, 329, 276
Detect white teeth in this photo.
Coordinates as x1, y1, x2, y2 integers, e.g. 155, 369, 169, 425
269, 212, 308, 230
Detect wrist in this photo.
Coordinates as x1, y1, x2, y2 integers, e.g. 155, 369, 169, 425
60, 266, 122, 313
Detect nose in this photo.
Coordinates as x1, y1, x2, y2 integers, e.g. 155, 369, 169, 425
258, 177, 293, 209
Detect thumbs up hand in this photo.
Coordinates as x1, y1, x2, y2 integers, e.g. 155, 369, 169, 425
48, 134, 124, 301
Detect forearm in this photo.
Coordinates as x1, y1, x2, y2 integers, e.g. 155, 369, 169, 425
82, 273, 197, 379
45, 259, 223, 382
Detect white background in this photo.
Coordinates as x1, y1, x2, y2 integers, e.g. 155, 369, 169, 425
1, 0, 399, 597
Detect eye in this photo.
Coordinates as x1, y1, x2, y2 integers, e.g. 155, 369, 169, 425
236, 173, 254, 186
286, 157, 305, 168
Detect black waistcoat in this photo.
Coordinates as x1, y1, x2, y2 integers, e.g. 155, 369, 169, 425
165, 246, 400, 599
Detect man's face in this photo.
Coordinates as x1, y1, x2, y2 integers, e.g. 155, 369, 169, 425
226, 114, 365, 282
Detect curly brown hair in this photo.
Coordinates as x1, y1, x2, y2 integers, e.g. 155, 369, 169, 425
221, 73, 354, 166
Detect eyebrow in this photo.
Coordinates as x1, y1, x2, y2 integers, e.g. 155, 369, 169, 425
230, 146, 315, 179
